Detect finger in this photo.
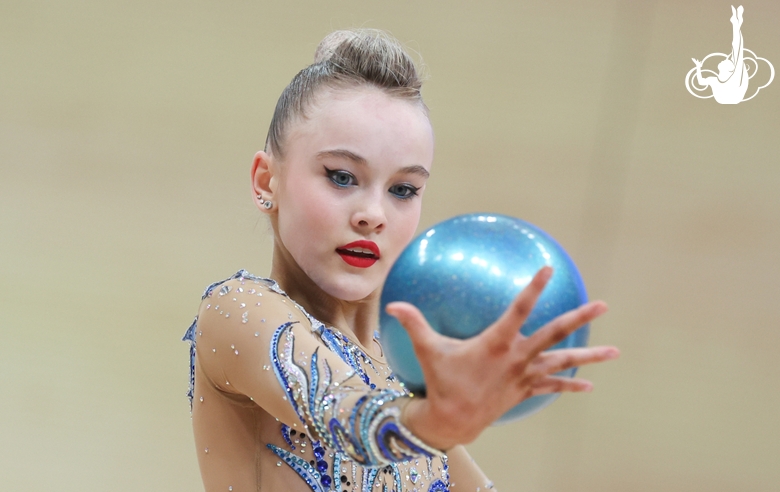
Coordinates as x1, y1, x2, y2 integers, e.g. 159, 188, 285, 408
385, 302, 440, 354
524, 301, 608, 357
483, 266, 553, 347
532, 346, 620, 376
526, 376, 593, 397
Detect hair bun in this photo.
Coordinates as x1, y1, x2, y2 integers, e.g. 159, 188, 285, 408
266, 29, 425, 158
313, 30, 359, 64
312, 29, 422, 91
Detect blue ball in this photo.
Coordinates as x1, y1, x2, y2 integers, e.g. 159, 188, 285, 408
379, 213, 589, 423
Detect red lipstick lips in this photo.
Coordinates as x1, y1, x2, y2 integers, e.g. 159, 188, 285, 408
336, 240, 380, 268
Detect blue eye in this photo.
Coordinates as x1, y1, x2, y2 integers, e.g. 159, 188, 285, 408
389, 183, 419, 200
325, 168, 356, 187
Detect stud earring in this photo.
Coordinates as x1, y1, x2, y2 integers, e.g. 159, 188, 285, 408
257, 194, 273, 210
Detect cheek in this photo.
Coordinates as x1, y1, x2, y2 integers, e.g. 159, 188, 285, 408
387, 203, 423, 257
277, 178, 336, 252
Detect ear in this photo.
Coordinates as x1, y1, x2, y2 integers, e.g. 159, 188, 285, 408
251, 150, 278, 212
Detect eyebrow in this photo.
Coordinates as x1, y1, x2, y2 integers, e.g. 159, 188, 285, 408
316, 149, 430, 179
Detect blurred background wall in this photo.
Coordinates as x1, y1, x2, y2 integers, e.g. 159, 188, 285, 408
1, 1, 778, 490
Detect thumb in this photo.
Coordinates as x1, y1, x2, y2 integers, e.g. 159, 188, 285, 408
385, 302, 438, 354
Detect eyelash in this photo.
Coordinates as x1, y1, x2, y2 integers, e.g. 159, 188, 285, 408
388, 183, 420, 200
324, 168, 420, 200
325, 168, 356, 187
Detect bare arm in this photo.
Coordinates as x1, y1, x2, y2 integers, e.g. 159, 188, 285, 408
692, 59, 709, 86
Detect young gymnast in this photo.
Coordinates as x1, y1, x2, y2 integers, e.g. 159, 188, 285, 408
183, 29, 619, 492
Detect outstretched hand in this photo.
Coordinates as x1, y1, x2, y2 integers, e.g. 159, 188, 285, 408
386, 266, 619, 451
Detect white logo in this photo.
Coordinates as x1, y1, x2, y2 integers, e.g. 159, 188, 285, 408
685, 5, 774, 104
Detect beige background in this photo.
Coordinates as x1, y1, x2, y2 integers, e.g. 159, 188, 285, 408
2, 1, 778, 490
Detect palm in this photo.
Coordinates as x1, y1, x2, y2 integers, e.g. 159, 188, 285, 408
386, 266, 619, 450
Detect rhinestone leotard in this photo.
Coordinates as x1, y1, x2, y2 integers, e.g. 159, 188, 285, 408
183, 271, 493, 492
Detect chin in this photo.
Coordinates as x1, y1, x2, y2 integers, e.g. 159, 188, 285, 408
312, 271, 382, 302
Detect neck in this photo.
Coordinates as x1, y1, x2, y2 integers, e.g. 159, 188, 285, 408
269, 238, 382, 357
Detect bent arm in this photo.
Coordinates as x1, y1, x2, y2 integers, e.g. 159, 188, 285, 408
193, 275, 442, 467
268, 321, 441, 465
695, 65, 709, 87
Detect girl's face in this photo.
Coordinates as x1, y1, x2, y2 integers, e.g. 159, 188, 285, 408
272, 87, 434, 302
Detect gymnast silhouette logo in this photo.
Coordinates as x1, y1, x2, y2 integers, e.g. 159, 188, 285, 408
685, 5, 774, 104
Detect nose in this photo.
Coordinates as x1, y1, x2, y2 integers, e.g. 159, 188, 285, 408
351, 192, 386, 233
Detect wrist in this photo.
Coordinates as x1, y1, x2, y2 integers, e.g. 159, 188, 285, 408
400, 397, 459, 452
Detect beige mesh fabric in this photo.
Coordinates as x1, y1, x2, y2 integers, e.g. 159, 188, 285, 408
187, 274, 493, 491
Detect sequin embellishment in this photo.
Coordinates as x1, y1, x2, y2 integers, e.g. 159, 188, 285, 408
184, 270, 453, 491
270, 322, 442, 468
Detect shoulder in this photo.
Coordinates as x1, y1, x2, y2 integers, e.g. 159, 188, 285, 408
191, 272, 327, 405
196, 271, 312, 334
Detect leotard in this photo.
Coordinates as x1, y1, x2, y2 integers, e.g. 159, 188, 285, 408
183, 271, 495, 491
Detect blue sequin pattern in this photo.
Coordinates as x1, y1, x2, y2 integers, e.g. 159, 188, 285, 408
270, 321, 442, 467
184, 270, 451, 491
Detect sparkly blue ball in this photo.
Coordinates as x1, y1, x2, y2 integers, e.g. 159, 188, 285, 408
379, 213, 589, 423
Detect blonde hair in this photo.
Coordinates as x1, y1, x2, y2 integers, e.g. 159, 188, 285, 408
265, 29, 427, 158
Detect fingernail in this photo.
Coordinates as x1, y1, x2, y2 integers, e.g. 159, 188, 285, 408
385, 303, 398, 314
591, 302, 608, 316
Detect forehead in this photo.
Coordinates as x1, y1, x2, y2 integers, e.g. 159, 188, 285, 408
284, 87, 434, 169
